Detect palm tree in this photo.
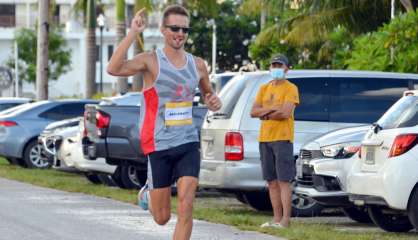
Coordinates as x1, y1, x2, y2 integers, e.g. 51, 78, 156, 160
85, 0, 96, 98
115, 0, 128, 94
239, 0, 288, 30
36, 0, 50, 100
256, 0, 415, 47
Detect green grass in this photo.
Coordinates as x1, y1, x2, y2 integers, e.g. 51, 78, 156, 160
0, 157, 416, 240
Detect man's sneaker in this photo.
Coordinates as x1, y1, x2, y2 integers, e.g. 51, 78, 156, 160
137, 183, 150, 210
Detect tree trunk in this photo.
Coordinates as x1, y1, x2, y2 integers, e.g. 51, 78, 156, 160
36, 0, 49, 100
85, 0, 96, 98
400, 0, 414, 12
116, 0, 128, 94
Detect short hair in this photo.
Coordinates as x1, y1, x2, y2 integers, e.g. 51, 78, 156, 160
162, 5, 190, 25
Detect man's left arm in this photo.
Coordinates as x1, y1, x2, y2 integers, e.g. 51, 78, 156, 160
267, 102, 295, 120
196, 57, 222, 111
267, 85, 299, 120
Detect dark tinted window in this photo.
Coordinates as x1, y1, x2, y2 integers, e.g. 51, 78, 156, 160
330, 78, 410, 123
40, 103, 86, 120
0, 103, 20, 111
289, 78, 330, 121
0, 4, 15, 27
60, 103, 86, 118
39, 105, 63, 120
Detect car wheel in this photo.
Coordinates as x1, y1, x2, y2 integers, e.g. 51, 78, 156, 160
243, 191, 272, 211
342, 206, 372, 223
120, 162, 146, 189
97, 173, 117, 187
368, 205, 414, 232
235, 192, 248, 204
111, 165, 125, 188
408, 187, 418, 230
291, 195, 324, 217
23, 140, 50, 169
84, 172, 102, 184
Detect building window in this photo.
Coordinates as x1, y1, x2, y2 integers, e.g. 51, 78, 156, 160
52, 5, 60, 25
107, 45, 114, 61
0, 4, 15, 27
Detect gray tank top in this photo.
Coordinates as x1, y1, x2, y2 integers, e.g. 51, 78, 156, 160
139, 49, 200, 155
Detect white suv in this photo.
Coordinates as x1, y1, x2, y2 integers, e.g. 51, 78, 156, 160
347, 90, 418, 232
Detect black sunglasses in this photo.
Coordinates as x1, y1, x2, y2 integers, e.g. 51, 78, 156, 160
165, 25, 191, 34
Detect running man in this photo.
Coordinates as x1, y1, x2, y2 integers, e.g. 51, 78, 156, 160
107, 4, 221, 240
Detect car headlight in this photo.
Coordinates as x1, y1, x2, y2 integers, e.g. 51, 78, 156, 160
320, 142, 361, 159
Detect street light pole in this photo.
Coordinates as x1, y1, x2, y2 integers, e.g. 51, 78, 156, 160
97, 14, 105, 93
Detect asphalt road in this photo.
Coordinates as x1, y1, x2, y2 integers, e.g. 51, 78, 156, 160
0, 178, 283, 240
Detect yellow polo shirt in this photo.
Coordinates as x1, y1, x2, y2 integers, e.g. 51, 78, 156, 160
255, 80, 300, 142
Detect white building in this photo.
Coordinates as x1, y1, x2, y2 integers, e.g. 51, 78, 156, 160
0, 0, 164, 98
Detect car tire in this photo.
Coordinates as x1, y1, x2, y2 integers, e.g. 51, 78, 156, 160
291, 195, 324, 217
120, 162, 147, 189
235, 192, 248, 204
243, 191, 272, 211
408, 187, 418, 230
97, 173, 117, 187
23, 140, 50, 169
342, 206, 372, 223
111, 165, 126, 188
368, 205, 414, 232
84, 172, 102, 184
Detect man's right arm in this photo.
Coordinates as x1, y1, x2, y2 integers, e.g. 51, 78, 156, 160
107, 8, 147, 77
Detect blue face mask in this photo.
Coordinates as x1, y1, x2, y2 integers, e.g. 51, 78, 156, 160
270, 68, 285, 79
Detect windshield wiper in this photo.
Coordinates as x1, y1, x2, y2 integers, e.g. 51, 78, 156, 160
206, 112, 227, 123
372, 122, 383, 134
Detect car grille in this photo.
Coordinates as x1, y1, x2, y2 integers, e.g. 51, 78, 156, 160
297, 149, 323, 186
299, 149, 322, 160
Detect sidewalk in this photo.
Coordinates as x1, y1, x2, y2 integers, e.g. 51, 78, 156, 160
0, 178, 284, 240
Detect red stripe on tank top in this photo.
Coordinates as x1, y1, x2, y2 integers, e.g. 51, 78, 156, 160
141, 87, 158, 155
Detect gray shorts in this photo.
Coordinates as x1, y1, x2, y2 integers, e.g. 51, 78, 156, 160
259, 141, 295, 182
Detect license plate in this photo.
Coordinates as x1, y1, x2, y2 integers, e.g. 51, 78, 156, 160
365, 148, 375, 165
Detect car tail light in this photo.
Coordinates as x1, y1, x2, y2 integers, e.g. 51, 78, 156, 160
225, 132, 244, 161
389, 134, 418, 158
83, 111, 88, 137
0, 121, 17, 127
96, 111, 110, 129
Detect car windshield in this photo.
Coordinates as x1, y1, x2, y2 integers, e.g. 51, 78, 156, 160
377, 95, 418, 129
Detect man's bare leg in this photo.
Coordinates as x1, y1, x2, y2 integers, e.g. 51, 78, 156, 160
149, 187, 172, 225
268, 180, 283, 223
278, 181, 292, 227
173, 176, 198, 240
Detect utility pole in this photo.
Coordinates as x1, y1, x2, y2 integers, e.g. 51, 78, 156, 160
36, 0, 49, 100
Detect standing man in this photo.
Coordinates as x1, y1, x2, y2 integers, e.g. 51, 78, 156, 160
250, 54, 299, 228
107, 5, 221, 240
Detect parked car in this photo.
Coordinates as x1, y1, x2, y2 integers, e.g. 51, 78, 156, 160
0, 97, 32, 112
199, 70, 418, 216
294, 125, 371, 222
38, 117, 81, 164
0, 99, 98, 168
347, 90, 418, 232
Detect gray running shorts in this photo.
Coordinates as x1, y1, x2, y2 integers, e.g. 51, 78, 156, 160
259, 141, 295, 182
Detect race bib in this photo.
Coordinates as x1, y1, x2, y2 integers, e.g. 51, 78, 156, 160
165, 101, 193, 126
